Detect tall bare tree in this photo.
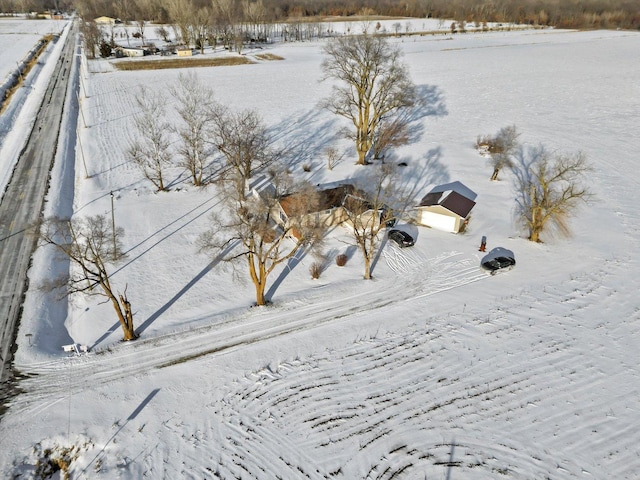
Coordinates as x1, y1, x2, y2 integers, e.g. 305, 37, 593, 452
242, 0, 270, 42
171, 72, 216, 186
322, 34, 416, 165
128, 87, 173, 191
513, 147, 593, 243
211, 107, 273, 195
199, 171, 324, 306
40, 215, 137, 341
343, 163, 401, 279
212, 0, 241, 51
165, 0, 191, 45
192, 5, 212, 53
80, 20, 102, 59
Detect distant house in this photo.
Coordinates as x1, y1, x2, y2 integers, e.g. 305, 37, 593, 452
416, 181, 477, 233
176, 47, 193, 57
117, 47, 147, 57
94, 16, 116, 25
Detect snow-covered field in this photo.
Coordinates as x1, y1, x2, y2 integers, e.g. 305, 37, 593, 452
1, 21, 640, 478
0, 17, 64, 83
0, 18, 70, 197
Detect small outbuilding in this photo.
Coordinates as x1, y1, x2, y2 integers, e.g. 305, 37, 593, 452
176, 47, 193, 57
416, 181, 477, 233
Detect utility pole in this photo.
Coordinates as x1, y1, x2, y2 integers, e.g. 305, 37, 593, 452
110, 191, 117, 259
76, 91, 87, 127
76, 126, 89, 178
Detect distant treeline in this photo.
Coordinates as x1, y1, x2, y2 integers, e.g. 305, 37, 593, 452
1, 0, 638, 30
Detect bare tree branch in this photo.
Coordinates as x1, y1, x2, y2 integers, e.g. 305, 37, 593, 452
128, 86, 173, 191
512, 147, 593, 242
39, 215, 138, 341
171, 71, 218, 186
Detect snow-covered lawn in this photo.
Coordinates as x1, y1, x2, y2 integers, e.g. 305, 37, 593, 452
1, 23, 639, 478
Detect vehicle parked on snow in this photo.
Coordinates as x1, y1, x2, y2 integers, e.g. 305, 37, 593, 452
481, 247, 515, 273
388, 229, 415, 248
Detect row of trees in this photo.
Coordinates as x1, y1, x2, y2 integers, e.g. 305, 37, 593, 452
127, 72, 273, 192
3, 0, 638, 30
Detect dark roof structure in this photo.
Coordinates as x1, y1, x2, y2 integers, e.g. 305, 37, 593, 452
280, 184, 361, 217
419, 185, 476, 218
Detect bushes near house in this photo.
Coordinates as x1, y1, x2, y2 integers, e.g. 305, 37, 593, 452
310, 262, 323, 279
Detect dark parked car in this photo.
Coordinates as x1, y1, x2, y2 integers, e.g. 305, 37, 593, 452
481, 247, 516, 273
388, 229, 415, 248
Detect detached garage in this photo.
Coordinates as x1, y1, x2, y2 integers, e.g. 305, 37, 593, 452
416, 182, 477, 233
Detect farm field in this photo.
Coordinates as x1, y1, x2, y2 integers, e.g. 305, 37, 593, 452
0, 16, 64, 84
0, 20, 639, 478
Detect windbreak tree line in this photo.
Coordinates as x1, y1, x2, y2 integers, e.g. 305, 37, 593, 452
128, 71, 273, 193
4, 0, 637, 30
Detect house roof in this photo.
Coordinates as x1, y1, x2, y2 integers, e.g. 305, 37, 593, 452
419, 190, 476, 218
280, 184, 358, 217
427, 181, 477, 201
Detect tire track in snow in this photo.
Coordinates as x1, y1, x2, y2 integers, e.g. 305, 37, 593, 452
6, 249, 488, 417
204, 260, 636, 478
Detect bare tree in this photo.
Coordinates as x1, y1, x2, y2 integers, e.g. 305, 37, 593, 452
165, 0, 191, 45
171, 72, 217, 186
343, 163, 401, 279
321, 34, 416, 165
372, 113, 411, 161
190, 4, 212, 53
325, 146, 344, 171
80, 20, 102, 59
199, 171, 324, 306
212, 0, 242, 51
155, 25, 171, 42
40, 215, 137, 341
513, 147, 593, 243
211, 107, 273, 195
242, 0, 271, 42
478, 124, 520, 181
128, 87, 173, 191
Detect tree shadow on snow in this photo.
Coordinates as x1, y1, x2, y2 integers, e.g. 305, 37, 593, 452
133, 240, 238, 335
394, 145, 450, 212
265, 246, 310, 302
267, 108, 342, 172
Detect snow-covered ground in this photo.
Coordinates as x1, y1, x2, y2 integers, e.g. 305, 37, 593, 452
0, 18, 70, 198
1, 21, 640, 479
0, 16, 64, 82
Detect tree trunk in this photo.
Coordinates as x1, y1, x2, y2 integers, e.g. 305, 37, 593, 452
490, 168, 500, 181
529, 228, 541, 243
357, 148, 367, 165
255, 283, 266, 306
529, 206, 542, 242
109, 292, 137, 341
249, 255, 268, 306
119, 293, 137, 340
363, 256, 372, 279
